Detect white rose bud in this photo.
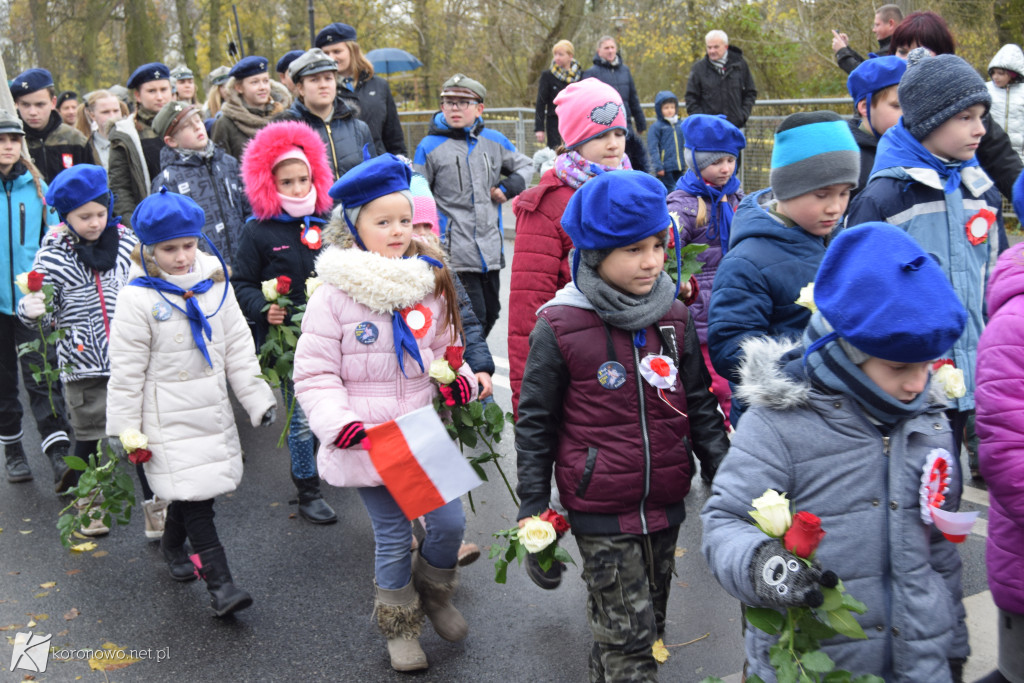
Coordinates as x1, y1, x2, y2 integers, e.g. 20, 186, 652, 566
933, 364, 966, 399
518, 517, 557, 553
428, 358, 457, 385
749, 489, 792, 538
15, 272, 30, 295
261, 279, 280, 302
795, 283, 816, 313
305, 276, 323, 300
119, 428, 149, 452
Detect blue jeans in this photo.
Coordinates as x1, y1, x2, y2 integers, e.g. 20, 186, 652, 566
357, 486, 465, 589
281, 380, 315, 478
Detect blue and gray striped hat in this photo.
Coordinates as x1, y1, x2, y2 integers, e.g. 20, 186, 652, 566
769, 111, 860, 201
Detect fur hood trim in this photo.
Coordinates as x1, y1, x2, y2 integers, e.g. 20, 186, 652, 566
322, 205, 355, 248
736, 336, 947, 410
315, 246, 436, 313
129, 244, 226, 283
241, 120, 334, 220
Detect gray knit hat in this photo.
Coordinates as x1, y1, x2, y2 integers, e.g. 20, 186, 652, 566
684, 150, 732, 171
899, 50, 991, 141
769, 111, 860, 201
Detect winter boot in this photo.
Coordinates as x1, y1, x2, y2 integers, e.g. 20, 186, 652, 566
412, 550, 468, 642
45, 441, 75, 493
196, 546, 252, 617
375, 582, 428, 672
160, 514, 196, 582
291, 474, 337, 524
4, 441, 32, 483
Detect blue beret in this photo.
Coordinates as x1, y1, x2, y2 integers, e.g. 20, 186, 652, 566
561, 170, 670, 252
276, 50, 305, 74
681, 114, 746, 155
11, 69, 54, 98
315, 22, 357, 48
815, 222, 966, 363
847, 56, 907, 106
127, 63, 171, 90
229, 56, 270, 81
44, 164, 109, 219
329, 152, 411, 208
132, 187, 206, 246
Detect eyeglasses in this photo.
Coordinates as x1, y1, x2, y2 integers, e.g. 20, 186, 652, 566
440, 98, 480, 110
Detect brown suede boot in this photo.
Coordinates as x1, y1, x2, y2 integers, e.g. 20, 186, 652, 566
412, 550, 468, 642
375, 582, 427, 672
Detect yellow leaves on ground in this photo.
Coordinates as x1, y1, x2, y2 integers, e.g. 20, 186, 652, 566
88, 642, 141, 671
70, 542, 98, 553
39, 582, 56, 588
652, 638, 670, 664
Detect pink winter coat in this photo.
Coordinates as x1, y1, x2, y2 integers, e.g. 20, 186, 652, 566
975, 241, 1024, 615
293, 245, 477, 488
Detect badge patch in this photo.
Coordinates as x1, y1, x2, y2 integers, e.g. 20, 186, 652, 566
62, 153, 73, 169
152, 300, 172, 321
597, 361, 627, 390
355, 322, 379, 344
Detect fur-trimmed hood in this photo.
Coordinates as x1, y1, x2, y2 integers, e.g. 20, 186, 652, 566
314, 246, 435, 313
129, 244, 226, 284
735, 336, 946, 410
240, 120, 334, 220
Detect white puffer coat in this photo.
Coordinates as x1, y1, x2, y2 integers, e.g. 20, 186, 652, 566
987, 44, 1024, 162
106, 250, 274, 501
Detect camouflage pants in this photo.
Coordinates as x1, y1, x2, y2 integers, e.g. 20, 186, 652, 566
575, 525, 680, 683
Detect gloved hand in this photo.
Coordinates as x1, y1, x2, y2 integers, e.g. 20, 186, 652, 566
21, 291, 46, 319
336, 421, 371, 450
439, 376, 473, 407
261, 407, 276, 427
749, 539, 838, 608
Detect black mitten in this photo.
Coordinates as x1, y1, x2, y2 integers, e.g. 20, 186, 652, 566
749, 539, 837, 608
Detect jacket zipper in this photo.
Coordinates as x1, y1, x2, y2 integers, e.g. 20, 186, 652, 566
881, 432, 893, 637
205, 158, 233, 257
456, 158, 464, 192
20, 204, 26, 244
672, 127, 680, 171
633, 343, 651, 535
6, 183, 14, 309
323, 122, 341, 180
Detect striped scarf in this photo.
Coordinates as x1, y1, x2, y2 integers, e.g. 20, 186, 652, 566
550, 59, 582, 84
802, 313, 928, 428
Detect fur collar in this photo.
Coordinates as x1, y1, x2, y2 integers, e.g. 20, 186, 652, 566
735, 336, 946, 410
315, 246, 435, 313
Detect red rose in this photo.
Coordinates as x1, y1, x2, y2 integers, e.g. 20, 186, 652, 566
27, 270, 45, 292
128, 448, 153, 465
783, 511, 826, 559
539, 508, 570, 537
275, 276, 292, 295
444, 345, 464, 371
932, 359, 954, 371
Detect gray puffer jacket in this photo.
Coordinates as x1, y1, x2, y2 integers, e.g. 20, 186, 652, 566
413, 113, 533, 273
701, 338, 967, 683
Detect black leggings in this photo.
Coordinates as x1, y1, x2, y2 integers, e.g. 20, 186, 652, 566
166, 499, 220, 554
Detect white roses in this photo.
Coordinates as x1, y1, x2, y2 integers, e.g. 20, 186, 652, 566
517, 518, 557, 553
749, 489, 792, 538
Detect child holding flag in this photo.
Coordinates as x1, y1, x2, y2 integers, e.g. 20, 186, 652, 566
293, 153, 477, 672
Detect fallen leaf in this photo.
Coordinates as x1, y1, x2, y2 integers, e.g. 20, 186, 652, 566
70, 542, 97, 553
26, 620, 35, 628
66, 569, 82, 576
91, 550, 108, 558
0, 624, 24, 631
39, 582, 56, 589
57, 630, 69, 636
88, 642, 140, 671
7, 571, 19, 575
269, 502, 280, 507
63, 608, 80, 621
288, 513, 296, 519
72, 531, 87, 539
21, 518, 31, 522
33, 592, 49, 598
19, 530, 32, 535
652, 638, 670, 663
674, 546, 687, 557
27, 614, 48, 621
23, 675, 35, 680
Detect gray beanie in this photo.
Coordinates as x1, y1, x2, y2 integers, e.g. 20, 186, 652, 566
769, 111, 860, 201
580, 247, 615, 269
899, 50, 991, 141
684, 149, 732, 172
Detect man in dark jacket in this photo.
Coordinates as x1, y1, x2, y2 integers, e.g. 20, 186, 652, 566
12, 68, 91, 183
831, 4, 903, 75
582, 36, 649, 172
684, 30, 758, 131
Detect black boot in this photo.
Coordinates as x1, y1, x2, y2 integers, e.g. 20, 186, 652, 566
5, 441, 32, 483
197, 546, 252, 617
292, 474, 338, 524
45, 442, 75, 494
160, 514, 196, 582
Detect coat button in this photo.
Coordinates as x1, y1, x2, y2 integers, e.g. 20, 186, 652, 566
872, 499, 880, 506
178, 371, 188, 381
876, 625, 884, 632
833, 401, 842, 409
175, 333, 184, 343
934, 423, 943, 430
890, 501, 899, 510
891, 626, 900, 636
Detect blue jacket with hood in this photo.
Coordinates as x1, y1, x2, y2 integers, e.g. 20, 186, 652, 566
647, 91, 685, 174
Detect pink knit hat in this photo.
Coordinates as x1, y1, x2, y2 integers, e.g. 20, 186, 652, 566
410, 173, 439, 235
554, 79, 627, 149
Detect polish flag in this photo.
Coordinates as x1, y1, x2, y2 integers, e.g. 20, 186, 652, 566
366, 406, 482, 520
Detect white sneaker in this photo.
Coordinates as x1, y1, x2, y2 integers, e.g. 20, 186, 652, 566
74, 497, 110, 537
142, 497, 168, 540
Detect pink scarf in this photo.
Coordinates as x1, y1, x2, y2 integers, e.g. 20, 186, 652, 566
278, 187, 318, 218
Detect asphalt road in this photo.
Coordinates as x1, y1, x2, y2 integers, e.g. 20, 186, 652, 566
0, 236, 997, 682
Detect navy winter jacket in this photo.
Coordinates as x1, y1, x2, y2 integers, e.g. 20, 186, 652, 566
647, 91, 685, 174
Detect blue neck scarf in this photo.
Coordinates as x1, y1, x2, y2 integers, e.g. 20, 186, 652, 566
675, 168, 741, 254
130, 276, 219, 366
386, 254, 446, 378
872, 120, 979, 194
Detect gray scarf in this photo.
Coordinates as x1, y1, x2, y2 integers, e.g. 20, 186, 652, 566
711, 53, 728, 74
179, 141, 217, 161
572, 249, 676, 330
